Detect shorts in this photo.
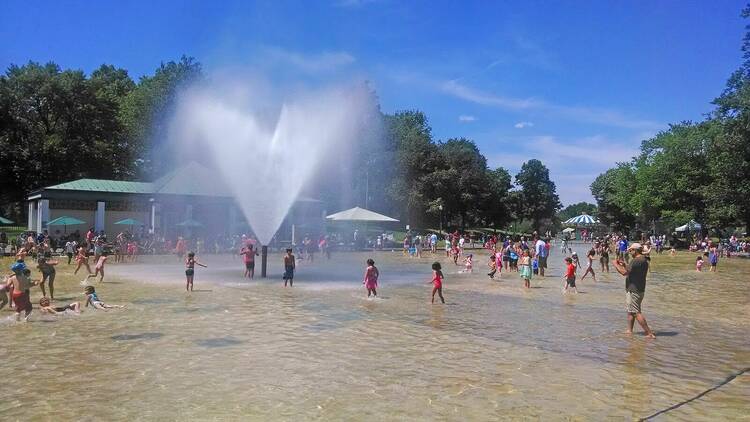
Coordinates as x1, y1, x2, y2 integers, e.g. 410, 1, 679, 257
538, 255, 548, 268
185, 268, 194, 276
566, 276, 576, 288
245, 262, 255, 270
13, 290, 32, 313
55, 305, 74, 312
283, 265, 294, 280
626, 291, 644, 313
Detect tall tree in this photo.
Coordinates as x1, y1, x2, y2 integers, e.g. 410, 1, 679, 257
514, 159, 561, 231
386, 110, 442, 227
119, 55, 204, 178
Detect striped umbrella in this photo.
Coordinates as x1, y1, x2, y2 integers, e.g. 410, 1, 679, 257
563, 214, 599, 225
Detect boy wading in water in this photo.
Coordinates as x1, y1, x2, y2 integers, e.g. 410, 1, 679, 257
614, 243, 656, 339
185, 252, 207, 292
283, 248, 296, 287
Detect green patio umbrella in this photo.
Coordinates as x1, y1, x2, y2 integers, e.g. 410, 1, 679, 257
0, 216, 14, 225
114, 218, 144, 226
47, 216, 86, 233
176, 218, 203, 228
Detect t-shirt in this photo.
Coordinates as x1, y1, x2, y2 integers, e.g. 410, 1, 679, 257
535, 240, 548, 258
565, 263, 576, 278
618, 239, 628, 252
625, 256, 649, 292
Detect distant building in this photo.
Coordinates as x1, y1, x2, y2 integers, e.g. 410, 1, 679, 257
27, 162, 324, 242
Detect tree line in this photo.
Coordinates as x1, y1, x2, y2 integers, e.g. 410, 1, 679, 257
0, 56, 562, 233
591, 6, 750, 235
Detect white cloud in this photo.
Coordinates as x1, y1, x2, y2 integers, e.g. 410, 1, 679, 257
263, 47, 355, 72
514, 121, 533, 129
485, 134, 641, 205
458, 115, 477, 122
441, 80, 661, 130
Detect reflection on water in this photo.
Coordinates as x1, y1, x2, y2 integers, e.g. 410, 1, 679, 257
0, 246, 748, 420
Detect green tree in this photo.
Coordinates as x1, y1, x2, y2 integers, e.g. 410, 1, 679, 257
709, 5, 750, 233
119, 55, 204, 178
514, 159, 561, 231
590, 164, 636, 231
386, 110, 442, 227
0, 61, 134, 218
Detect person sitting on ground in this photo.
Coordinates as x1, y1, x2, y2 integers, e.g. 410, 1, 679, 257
39, 297, 81, 315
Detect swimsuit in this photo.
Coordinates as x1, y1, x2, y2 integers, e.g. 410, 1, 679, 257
363, 267, 378, 289
432, 273, 443, 289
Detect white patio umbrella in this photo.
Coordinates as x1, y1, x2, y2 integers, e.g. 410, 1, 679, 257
675, 220, 701, 232
326, 207, 399, 222
563, 214, 599, 225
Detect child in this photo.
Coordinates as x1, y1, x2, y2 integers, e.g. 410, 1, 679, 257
9, 264, 39, 321
562, 257, 578, 294
430, 262, 445, 304
363, 258, 379, 297
519, 249, 532, 289
39, 297, 81, 314
463, 253, 473, 273
709, 247, 718, 272
73, 245, 92, 275
283, 248, 296, 287
670, 247, 676, 256
87, 252, 108, 283
239, 244, 260, 278
487, 253, 497, 279
127, 241, 138, 262
84, 286, 124, 310
571, 251, 580, 273
580, 248, 597, 282
185, 252, 207, 292
37, 256, 59, 298
696, 256, 704, 272
532, 257, 539, 276
0, 276, 10, 311
452, 245, 460, 265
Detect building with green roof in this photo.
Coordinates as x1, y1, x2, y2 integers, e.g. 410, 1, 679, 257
27, 162, 323, 241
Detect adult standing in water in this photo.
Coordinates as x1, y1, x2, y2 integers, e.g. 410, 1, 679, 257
614, 243, 656, 339
534, 236, 548, 277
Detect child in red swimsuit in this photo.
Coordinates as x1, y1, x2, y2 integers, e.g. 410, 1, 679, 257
430, 262, 445, 304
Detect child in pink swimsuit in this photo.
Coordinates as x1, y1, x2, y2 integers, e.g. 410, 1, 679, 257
363, 259, 379, 297
430, 262, 445, 304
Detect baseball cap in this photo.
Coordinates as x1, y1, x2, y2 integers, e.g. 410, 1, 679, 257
628, 242, 643, 251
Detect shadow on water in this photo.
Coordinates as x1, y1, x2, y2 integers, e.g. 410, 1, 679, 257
195, 337, 243, 348
111, 332, 164, 341
654, 331, 679, 337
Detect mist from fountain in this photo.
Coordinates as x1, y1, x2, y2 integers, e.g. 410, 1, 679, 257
167, 80, 375, 245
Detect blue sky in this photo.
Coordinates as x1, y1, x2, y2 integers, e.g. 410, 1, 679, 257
1, 0, 745, 205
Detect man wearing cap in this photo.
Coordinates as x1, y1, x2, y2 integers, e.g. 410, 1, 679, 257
614, 243, 656, 338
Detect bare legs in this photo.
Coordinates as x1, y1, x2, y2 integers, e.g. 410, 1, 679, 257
626, 312, 656, 338
431, 287, 445, 304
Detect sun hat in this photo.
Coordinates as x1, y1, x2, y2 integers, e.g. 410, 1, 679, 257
10, 262, 26, 273
628, 242, 643, 251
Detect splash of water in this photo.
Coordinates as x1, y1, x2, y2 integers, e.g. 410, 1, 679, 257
169, 82, 372, 244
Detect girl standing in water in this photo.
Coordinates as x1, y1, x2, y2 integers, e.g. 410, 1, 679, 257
185, 251, 207, 291
430, 262, 445, 304
580, 248, 597, 282
519, 249, 532, 288
363, 259, 379, 297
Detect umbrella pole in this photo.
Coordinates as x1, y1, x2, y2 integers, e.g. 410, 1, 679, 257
261, 245, 268, 278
